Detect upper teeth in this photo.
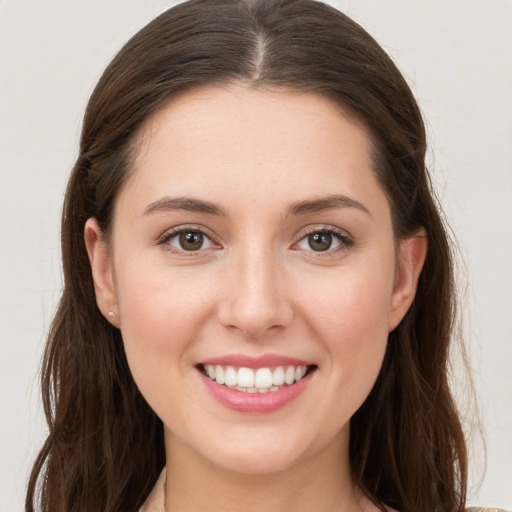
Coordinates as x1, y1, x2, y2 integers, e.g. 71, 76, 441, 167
203, 364, 308, 392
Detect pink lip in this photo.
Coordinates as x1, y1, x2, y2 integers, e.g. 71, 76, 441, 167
198, 354, 313, 369
198, 368, 315, 414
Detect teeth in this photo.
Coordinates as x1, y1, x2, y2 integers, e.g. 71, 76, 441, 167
237, 367, 255, 388
284, 366, 295, 385
272, 366, 285, 386
254, 368, 273, 388
207, 365, 216, 380
203, 364, 310, 393
215, 365, 225, 385
224, 366, 237, 386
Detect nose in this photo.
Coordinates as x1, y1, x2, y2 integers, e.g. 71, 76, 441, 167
217, 245, 294, 339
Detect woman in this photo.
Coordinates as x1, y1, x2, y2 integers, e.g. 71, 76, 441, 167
25, 1, 491, 511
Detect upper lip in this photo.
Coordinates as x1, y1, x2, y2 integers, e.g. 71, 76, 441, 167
198, 354, 314, 369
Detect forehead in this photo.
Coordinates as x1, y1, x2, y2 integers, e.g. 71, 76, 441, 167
121, 84, 385, 218
136, 84, 371, 162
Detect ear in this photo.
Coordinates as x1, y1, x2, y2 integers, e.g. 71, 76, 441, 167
84, 218, 120, 327
388, 229, 428, 332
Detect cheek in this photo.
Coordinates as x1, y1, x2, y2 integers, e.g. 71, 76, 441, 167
299, 264, 393, 401
302, 262, 394, 342
116, 264, 213, 347
112, 262, 217, 399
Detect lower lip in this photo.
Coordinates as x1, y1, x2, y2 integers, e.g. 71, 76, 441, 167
199, 369, 314, 413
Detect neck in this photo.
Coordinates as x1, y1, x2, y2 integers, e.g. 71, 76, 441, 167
163, 429, 370, 512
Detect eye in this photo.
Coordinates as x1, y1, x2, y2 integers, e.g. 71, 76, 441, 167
295, 227, 353, 253
161, 228, 217, 252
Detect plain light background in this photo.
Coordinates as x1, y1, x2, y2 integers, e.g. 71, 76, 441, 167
1, 1, 510, 510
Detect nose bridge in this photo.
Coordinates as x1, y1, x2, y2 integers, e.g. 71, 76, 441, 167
219, 239, 292, 338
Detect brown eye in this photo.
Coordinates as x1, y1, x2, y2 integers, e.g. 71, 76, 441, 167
179, 231, 204, 251
296, 228, 350, 254
163, 229, 215, 253
308, 232, 333, 251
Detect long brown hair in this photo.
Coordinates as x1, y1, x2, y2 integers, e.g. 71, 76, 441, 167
26, 1, 467, 511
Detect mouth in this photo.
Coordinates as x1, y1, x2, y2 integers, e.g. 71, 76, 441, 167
198, 363, 317, 394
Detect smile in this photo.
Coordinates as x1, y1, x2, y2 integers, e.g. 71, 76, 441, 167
197, 357, 317, 413
200, 364, 310, 393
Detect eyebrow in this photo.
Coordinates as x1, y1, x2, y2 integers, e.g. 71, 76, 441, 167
286, 194, 371, 217
143, 196, 228, 217
143, 194, 371, 218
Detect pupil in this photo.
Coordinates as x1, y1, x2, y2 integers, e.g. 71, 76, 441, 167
309, 232, 331, 251
180, 232, 203, 251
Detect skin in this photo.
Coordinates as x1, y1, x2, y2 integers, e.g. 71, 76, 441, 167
85, 85, 426, 512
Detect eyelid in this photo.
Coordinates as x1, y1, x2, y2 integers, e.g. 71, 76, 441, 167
291, 224, 354, 254
157, 224, 222, 253
156, 223, 353, 256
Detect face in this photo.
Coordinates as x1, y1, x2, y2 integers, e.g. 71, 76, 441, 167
86, 85, 425, 477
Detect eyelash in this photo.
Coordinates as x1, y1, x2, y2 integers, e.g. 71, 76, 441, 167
157, 225, 354, 255
293, 225, 354, 256
158, 225, 220, 255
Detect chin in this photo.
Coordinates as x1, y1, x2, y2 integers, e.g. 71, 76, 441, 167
208, 446, 309, 476
182, 421, 348, 477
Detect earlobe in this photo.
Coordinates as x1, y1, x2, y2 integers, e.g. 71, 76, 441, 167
388, 229, 428, 332
84, 218, 119, 327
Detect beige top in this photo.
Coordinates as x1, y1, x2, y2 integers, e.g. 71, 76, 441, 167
139, 468, 166, 512
139, 468, 510, 512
